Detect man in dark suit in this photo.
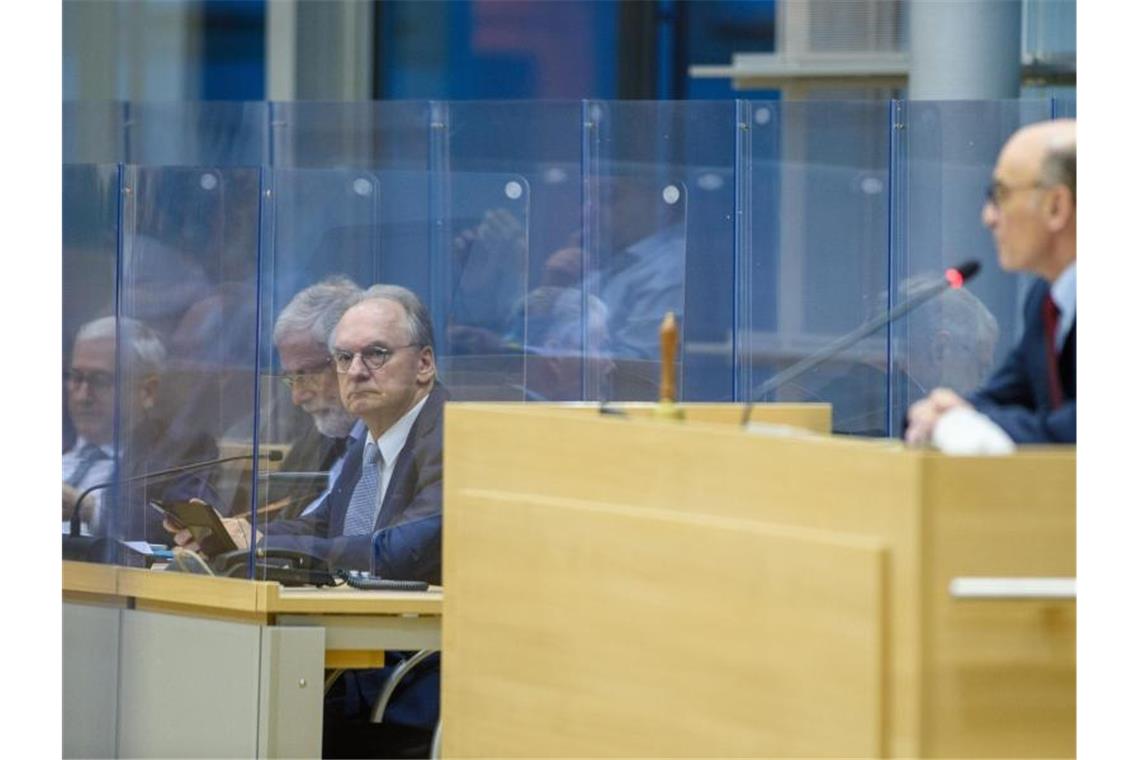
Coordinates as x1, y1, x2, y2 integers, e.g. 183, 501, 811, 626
175, 283, 446, 578
907, 119, 1076, 445
260, 283, 447, 579
169, 284, 446, 755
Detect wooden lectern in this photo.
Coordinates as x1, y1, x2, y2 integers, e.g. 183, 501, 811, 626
441, 403, 1074, 758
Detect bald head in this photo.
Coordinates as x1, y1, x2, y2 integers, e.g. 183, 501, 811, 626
1006, 119, 1076, 202
983, 119, 1077, 281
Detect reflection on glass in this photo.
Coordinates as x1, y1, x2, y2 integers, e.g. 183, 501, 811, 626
506, 286, 614, 402
259, 276, 364, 525
63, 317, 219, 545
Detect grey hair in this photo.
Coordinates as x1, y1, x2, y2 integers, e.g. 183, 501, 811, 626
273, 275, 363, 347
333, 284, 436, 352
1040, 136, 1077, 204
74, 316, 167, 376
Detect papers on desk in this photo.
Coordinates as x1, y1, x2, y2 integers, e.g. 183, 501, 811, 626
931, 407, 1016, 456
743, 421, 822, 438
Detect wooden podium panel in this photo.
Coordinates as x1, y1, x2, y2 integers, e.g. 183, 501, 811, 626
447, 492, 887, 756
920, 454, 1075, 757
441, 403, 1074, 758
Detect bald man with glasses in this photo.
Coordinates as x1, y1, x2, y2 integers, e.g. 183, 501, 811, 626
907, 119, 1076, 445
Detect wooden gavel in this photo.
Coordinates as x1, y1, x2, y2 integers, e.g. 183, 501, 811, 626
656, 312, 684, 420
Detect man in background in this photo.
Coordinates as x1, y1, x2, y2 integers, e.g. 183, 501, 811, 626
907, 119, 1076, 445
63, 316, 217, 543
262, 275, 363, 520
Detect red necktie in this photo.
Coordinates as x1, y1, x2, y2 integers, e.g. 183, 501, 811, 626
1041, 295, 1064, 409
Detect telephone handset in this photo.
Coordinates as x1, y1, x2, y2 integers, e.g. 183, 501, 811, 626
211, 547, 338, 587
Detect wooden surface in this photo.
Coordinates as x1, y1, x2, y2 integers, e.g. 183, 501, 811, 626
919, 452, 1076, 757
63, 561, 442, 618
526, 400, 832, 432
441, 403, 1074, 758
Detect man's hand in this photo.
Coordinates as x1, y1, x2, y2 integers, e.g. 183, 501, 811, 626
165, 516, 259, 554
905, 388, 972, 446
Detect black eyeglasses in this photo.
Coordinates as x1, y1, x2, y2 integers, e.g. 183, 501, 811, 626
984, 180, 1044, 207
280, 357, 333, 389
65, 369, 115, 391
332, 344, 418, 373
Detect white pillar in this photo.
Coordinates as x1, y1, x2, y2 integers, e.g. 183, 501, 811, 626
909, 0, 1022, 99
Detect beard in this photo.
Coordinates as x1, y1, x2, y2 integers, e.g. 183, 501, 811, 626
309, 406, 357, 438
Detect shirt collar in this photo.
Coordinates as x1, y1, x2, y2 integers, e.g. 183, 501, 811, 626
364, 394, 430, 467
1050, 263, 1076, 345
347, 418, 367, 445
71, 436, 115, 460
1050, 263, 1076, 314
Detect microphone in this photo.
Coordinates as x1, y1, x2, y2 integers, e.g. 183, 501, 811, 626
740, 260, 981, 427
68, 449, 285, 538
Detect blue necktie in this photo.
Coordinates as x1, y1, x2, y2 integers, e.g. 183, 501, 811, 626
342, 441, 382, 536
66, 443, 109, 488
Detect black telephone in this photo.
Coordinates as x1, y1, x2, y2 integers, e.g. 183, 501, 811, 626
211, 548, 338, 587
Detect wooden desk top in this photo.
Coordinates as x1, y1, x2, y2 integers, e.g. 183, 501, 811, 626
63, 560, 442, 618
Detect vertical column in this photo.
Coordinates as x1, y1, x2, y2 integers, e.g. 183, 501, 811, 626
886, 100, 908, 437
733, 100, 753, 402
265, 0, 297, 101
580, 100, 604, 401
428, 101, 452, 347
909, 0, 1022, 99
270, 0, 374, 100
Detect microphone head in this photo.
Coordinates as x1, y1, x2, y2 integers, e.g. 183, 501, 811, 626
945, 260, 981, 289
264, 449, 284, 462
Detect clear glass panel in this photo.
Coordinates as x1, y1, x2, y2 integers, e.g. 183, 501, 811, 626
742, 99, 892, 435
63, 164, 121, 562
892, 100, 1054, 433
63, 102, 126, 164
251, 166, 527, 574
585, 100, 736, 402
60, 99, 1079, 571
447, 102, 582, 401
269, 101, 432, 169
439, 171, 530, 400
111, 165, 262, 556
124, 102, 269, 166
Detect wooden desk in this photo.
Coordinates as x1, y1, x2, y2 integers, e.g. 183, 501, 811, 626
441, 403, 1074, 758
63, 561, 441, 758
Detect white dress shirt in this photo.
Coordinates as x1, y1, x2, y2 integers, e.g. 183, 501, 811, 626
62, 437, 116, 534
299, 419, 367, 517
360, 394, 430, 519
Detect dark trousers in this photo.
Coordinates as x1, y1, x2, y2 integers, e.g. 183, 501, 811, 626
322, 657, 440, 759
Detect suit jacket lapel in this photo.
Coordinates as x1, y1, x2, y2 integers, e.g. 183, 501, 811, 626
373, 384, 445, 530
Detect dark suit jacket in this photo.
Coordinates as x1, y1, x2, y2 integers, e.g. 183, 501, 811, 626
264, 423, 347, 521
968, 278, 1076, 443
265, 383, 448, 580
62, 417, 219, 545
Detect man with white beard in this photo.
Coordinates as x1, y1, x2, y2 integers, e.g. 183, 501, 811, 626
267, 276, 364, 519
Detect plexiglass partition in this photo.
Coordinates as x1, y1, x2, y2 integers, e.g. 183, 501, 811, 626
63, 164, 121, 557
890, 100, 1055, 435
740, 100, 893, 435
62, 98, 1076, 573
